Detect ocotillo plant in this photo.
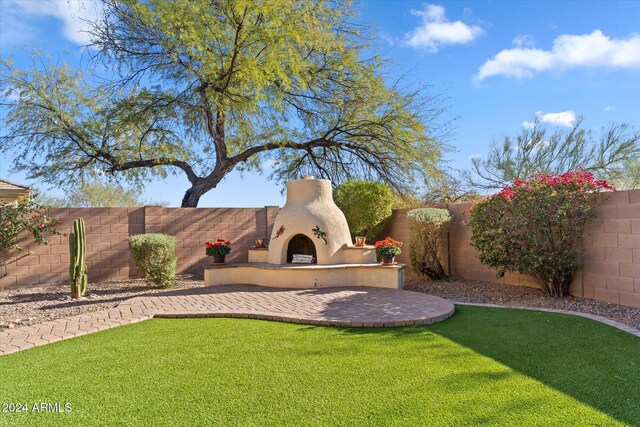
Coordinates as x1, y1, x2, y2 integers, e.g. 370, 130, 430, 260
69, 218, 88, 299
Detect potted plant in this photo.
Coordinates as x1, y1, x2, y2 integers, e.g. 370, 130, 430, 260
375, 237, 403, 265
354, 236, 367, 246
205, 239, 231, 265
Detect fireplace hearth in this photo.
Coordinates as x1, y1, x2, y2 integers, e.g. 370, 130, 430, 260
204, 177, 404, 289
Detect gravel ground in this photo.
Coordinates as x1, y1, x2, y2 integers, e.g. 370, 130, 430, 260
2, 274, 639, 331
406, 274, 640, 330
0, 275, 204, 330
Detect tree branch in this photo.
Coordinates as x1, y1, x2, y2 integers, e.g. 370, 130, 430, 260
108, 158, 199, 183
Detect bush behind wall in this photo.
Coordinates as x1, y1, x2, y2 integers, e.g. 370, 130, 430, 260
334, 181, 394, 243
407, 208, 451, 280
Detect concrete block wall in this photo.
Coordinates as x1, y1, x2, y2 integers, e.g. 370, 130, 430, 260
580, 190, 640, 307
1, 207, 141, 289
3, 190, 637, 309
382, 190, 640, 308
0, 206, 280, 290
143, 206, 280, 273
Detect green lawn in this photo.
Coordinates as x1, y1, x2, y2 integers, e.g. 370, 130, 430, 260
1, 306, 639, 426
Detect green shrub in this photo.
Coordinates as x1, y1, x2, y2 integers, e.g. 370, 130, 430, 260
465, 170, 614, 297
128, 233, 177, 288
334, 180, 394, 242
407, 208, 451, 280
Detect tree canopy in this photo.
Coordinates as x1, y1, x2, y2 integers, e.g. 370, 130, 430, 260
617, 156, 640, 190
33, 180, 168, 207
1, 0, 445, 206
463, 119, 639, 191
423, 169, 480, 204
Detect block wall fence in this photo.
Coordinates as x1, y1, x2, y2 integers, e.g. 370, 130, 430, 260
0, 206, 280, 290
382, 189, 640, 308
2, 190, 639, 308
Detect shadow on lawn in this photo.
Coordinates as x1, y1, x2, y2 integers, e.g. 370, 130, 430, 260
329, 305, 640, 426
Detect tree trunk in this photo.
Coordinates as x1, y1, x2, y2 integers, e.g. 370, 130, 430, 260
180, 169, 231, 207
181, 187, 204, 207
534, 270, 574, 297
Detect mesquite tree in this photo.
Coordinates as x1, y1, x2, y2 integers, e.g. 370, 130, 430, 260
0, 0, 445, 207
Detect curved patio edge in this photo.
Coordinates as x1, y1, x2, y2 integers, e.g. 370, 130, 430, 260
453, 301, 640, 338
136, 286, 456, 328
152, 308, 455, 327
0, 286, 455, 356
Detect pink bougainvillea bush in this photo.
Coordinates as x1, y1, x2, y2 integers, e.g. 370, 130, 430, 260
464, 170, 615, 297
0, 198, 63, 277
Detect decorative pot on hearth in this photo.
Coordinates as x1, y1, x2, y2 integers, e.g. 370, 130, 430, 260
205, 239, 231, 266
381, 256, 397, 266
212, 254, 226, 265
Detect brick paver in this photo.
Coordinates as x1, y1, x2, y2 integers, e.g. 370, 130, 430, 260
0, 286, 455, 356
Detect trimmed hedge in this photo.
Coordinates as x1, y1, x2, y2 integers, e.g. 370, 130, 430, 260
128, 233, 177, 288
407, 208, 451, 280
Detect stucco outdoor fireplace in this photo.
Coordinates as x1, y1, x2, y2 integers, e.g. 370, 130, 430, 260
204, 177, 404, 289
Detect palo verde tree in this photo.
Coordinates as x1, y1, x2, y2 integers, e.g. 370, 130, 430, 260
617, 155, 640, 190
1, 0, 444, 207
463, 118, 639, 191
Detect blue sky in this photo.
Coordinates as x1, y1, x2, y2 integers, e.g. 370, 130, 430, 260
1, 0, 639, 206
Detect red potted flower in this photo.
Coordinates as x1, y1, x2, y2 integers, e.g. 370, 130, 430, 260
205, 239, 231, 265
374, 237, 403, 265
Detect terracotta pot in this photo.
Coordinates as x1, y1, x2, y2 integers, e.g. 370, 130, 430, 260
212, 254, 226, 265
381, 256, 397, 266
255, 239, 266, 248
354, 236, 366, 246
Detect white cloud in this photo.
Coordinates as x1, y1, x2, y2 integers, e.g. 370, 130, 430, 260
535, 110, 577, 127
468, 154, 482, 161
406, 4, 484, 52
476, 30, 640, 80
522, 121, 535, 130
379, 32, 397, 47
2, 0, 100, 46
603, 105, 616, 112
512, 35, 536, 48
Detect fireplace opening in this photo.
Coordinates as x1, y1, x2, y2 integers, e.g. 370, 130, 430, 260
287, 234, 317, 264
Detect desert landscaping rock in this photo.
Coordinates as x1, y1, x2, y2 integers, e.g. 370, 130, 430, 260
2, 274, 639, 333
406, 274, 640, 330
0, 275, 204, 330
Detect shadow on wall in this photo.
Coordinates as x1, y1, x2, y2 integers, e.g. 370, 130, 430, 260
127, 208, 145, 278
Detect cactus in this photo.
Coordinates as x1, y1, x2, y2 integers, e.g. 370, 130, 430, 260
69, 218, 88, 299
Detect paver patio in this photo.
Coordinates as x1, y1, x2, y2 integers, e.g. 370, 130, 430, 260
0, 285, 455, 356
